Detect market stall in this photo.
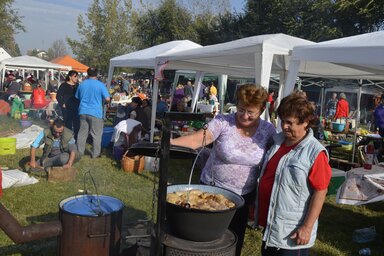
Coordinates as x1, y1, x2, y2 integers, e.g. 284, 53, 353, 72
152, 33, 316, 141
284, 31, 384, 163
106, 40, 203, 141
51, 55, 89, 74
0, 56, 70, 90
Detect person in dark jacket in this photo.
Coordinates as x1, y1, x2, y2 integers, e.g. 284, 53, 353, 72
29, 118, 80, 169
129, 97, 150, 136
57, 70, 80, 139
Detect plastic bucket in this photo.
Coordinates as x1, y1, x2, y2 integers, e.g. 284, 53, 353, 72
101, 127, 114, 148
20, 120, 32, 128
0, 138, 16, 155
21, 112, 28, 120
332, 122, 345, 132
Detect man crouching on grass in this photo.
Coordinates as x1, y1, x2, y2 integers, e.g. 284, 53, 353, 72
29, 118, 80, 170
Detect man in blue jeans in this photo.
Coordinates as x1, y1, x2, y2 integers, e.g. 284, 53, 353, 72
75, 67, 110, 158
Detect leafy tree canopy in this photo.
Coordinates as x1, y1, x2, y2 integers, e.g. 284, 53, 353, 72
0, 0, 24, 56
67, 0, 136, 74
133, 0, 197, 49
241, 0, 384, 42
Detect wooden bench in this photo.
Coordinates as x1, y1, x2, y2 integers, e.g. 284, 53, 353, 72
329, 157, 360, 171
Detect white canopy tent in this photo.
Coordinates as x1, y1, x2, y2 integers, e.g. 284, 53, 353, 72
106, 40, 203, 143
106, 40, 202, 87
284, 31, 384, 163
0, 55, 71, 90
149, 34, 315, 141
156, 33, 314, 88
284, 31, 384, 96
0, 48, 11, 62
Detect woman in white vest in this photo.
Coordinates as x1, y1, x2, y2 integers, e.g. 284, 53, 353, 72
256, 92, 332, 255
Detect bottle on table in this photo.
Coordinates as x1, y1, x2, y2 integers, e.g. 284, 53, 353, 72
364, 143, 374, 170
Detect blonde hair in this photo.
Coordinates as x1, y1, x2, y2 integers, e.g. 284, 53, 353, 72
236, 84, 268, 108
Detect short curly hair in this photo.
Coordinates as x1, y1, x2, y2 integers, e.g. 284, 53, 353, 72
236, 84, 268, 109
277, 92, 316, 128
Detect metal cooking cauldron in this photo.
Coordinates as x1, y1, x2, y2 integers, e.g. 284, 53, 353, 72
58, 194, 124, 256
166, 184, 244, 242
0, 194, 124, 256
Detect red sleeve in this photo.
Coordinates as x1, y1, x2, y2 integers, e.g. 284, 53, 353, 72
309, 151, 332, 190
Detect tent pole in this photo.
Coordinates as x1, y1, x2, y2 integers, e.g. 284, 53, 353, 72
352, 80, 362, 164
218, 74, 227, 114
319, 83, 324, 119
150, 78, 159, 143
191, 72, 204, 112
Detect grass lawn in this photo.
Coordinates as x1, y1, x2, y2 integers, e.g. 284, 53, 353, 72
0, 116, 383, 256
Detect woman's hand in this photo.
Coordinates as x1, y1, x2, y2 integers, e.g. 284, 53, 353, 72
290, 225, 312, 245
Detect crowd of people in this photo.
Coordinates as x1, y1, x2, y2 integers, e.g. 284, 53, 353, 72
27, 68, 169, 169
6, 69, 336, 255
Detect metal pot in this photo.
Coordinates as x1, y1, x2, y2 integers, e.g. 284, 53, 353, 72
58, 194, 124, 256
166, 184, 244, 242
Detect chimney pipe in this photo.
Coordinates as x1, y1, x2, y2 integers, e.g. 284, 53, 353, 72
0, 203, 62, 243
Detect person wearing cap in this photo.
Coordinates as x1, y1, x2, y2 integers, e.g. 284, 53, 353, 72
333, 92, 349, 123
75, 67, 110, 158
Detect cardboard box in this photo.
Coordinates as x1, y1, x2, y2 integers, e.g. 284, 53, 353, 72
327, 168, 346, 195
48, 166, 77, 182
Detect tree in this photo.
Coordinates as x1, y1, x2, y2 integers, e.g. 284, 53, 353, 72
47, 40, 68, 60
67, 0, 135, 74
0, 0, 25, 56
241, 0, 341, 41
241, 0, 384, 42
335, 0, 384, 36
133, 0, 197, 49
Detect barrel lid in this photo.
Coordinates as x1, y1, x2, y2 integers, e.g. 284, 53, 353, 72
60, 194, 123, 217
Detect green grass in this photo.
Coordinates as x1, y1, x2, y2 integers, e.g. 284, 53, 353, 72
0, 116, 383, 255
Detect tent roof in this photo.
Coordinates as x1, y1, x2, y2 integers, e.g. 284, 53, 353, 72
289, 31, 384, 79
0, 55, 70, 70
51, 55, 89, 73
156, 33, 314, 78
0, 48, 11, 62
109, 40, 202, 69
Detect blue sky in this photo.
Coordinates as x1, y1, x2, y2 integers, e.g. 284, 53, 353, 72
14, 0, 246, 55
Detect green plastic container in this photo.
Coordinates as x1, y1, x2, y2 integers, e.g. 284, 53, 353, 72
327, 168, 346, 195
0, 138, 16, 155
